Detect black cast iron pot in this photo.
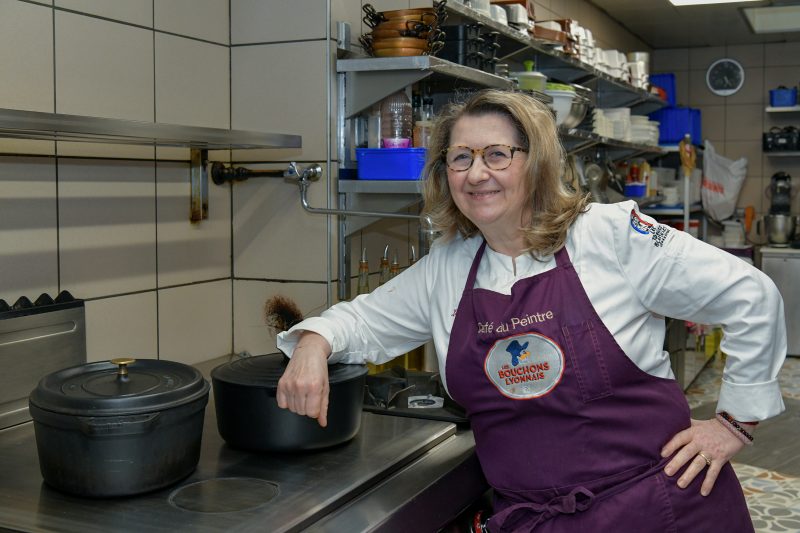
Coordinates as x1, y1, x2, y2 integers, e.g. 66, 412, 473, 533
211, 353, 367, 452
28, 358, 209, 498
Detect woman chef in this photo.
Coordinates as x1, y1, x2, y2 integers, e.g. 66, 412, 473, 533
276, 89, 786, 532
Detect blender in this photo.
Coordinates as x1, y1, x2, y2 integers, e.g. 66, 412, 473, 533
763, 172, 797, 246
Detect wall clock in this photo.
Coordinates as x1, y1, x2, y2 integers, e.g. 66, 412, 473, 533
706, 58, 745, 96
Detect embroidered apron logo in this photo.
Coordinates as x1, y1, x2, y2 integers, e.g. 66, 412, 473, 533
484, 333, 565, 399
629, 209, 670, 247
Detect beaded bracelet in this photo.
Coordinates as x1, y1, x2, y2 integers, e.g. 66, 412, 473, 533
716, 411, 755, 446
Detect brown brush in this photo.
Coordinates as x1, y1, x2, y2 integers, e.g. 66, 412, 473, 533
265, 295, 304, 333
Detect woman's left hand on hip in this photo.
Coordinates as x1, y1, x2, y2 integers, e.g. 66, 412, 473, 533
660, 418, 746, 496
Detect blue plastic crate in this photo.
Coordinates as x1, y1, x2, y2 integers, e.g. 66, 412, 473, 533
649, 73, 676, 107
355, 148, 427, 180
649, 107, 702, 145
769, 87, 797, 107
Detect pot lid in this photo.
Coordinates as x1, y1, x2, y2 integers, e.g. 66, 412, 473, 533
29, 358, 209, 416
210, 353, 367, 388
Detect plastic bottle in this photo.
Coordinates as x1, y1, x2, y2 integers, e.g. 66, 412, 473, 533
380, 91, 412, 148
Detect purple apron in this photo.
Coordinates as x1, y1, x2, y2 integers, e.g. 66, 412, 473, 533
446, 241, 753, 532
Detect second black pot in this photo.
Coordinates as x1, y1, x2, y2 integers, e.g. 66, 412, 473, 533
211, 354, 367, 452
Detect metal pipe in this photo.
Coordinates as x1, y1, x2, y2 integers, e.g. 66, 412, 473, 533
296, 173, 420, 220
211, 161, 293, 185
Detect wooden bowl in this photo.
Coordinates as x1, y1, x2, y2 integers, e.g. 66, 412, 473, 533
371, 37, 429, 51
373, 48, 427, 57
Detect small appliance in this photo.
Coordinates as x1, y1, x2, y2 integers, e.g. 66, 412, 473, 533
768, 171, 792, 215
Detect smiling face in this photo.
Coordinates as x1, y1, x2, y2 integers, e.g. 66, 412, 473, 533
446, 113, 530, 251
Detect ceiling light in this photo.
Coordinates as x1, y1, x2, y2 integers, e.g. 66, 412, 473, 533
669, 0, 761, 5
743, 5, 800, 33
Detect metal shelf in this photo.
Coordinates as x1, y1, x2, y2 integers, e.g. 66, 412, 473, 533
561, 128, 664, 159
338, 56, 513, 118
444, 2, 666, 114
765, 151, 800, 157
0, 108, 302, 223
338, 179, 423, 194
0, 108, 300, 149
641, 202, 703, 216
765, 106, 800, 113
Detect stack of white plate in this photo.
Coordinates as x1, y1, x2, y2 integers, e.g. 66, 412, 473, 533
629, 116, 660, 145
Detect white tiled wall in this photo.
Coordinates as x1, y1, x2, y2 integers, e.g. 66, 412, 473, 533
0, 157, 58, 302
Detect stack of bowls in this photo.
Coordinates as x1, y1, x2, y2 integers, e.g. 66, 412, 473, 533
360, 2, 447, 58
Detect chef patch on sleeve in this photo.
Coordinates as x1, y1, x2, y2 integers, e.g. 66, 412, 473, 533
629, 208, 670, 247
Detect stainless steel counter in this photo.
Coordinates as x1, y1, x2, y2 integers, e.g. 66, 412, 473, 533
0, 358, 487, 533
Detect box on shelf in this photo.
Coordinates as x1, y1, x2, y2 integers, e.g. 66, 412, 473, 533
624, 182, 647, 197
649, 107, 701, 145
355, 148, 427, 180
649, 73, 676, 106
769, 86, 797, 107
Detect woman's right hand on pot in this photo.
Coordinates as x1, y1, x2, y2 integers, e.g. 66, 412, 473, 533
277, 331, 332, 427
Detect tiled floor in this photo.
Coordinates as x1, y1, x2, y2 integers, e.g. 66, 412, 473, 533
685, 356, 800, 532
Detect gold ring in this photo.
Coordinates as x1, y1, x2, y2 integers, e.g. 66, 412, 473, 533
697, 451, 712, 466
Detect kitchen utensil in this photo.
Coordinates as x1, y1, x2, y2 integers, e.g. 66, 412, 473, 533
762, 214, 797, 245
371, 37, 430, 50
543, 87, 575, 126
28, 358, 209, 497
584, 162, 609, 203
211, 353, 368, 452
510, 59, 547, 91
561, 91, 590, 129
490, 4, 508, 25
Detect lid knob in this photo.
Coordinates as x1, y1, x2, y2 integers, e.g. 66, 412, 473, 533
110, 358, 136, 379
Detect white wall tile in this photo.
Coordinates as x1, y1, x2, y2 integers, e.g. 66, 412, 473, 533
84, 291, 158, 362
232, 163, 331, 281
231, 41, 328, 161
0, 156, 58, 302
155, 33, 230, 128
0, 140, 55, 156
231, 0, 326, 44
0, 0, 54, 112
158, 279, 232, 364
155, 0, 228, 44
55, 0, 153, 27
58, 159, 157, 298
233, 279, 328, 356
56, 142, 155, 159
156, 161, 231, 287
55, 11, 154, 121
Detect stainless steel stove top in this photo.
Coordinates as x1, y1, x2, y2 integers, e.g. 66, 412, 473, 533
0, 406, 457, 533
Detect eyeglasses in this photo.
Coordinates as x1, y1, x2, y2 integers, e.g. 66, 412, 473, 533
442, 144, 528, 172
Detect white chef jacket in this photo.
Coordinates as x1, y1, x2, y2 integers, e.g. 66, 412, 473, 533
278, 200, 787, 422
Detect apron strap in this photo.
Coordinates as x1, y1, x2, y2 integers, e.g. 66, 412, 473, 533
489, 486, 594, 532
465, 239, 488, 289
487, 457, 671, 532
553, 246, 571, 268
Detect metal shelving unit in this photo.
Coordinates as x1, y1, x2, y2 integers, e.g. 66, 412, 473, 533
333, 9, 668, 298
0, 108, 301, 222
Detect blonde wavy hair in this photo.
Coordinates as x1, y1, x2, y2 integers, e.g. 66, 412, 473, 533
421, 89, 589, 257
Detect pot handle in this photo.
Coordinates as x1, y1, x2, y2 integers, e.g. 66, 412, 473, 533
77, 412, 160, 437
